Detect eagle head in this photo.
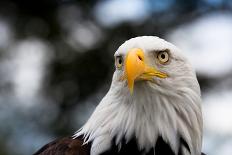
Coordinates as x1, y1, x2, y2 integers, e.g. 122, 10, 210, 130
74, 36, 203, 155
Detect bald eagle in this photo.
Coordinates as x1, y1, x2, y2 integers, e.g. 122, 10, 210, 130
34, 36, 205, 155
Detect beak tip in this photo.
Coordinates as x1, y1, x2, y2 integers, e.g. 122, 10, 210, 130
129, 88, 133, 94
128, 80, 134, 95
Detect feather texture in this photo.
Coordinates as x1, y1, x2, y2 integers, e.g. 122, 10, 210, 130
74, 36, 203, 155
33, 136, 91, 155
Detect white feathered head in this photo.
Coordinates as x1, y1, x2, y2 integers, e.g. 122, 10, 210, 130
74, 36, 203, 155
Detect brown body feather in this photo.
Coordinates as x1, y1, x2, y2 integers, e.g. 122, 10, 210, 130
33, 137, 90, 155
33, 135, 206, 155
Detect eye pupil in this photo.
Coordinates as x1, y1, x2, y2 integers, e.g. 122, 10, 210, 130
118, 58, 122, 64
161, 54, 165, 59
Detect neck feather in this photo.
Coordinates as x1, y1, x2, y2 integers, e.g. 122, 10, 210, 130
74, 82, 202, 155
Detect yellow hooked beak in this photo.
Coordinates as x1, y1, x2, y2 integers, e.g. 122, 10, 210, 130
124, 48, 167, 93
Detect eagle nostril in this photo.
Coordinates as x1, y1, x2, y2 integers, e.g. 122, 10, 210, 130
138, 55, 143, 61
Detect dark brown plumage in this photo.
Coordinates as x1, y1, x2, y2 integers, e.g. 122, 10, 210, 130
33, 136, 206, 155
33, 136, 90, 155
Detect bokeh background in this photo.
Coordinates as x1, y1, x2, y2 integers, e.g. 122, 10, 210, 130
0, 0, 231, 154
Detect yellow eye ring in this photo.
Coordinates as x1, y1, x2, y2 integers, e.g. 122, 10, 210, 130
157, 51, 169, 64
115, 56, 123, 68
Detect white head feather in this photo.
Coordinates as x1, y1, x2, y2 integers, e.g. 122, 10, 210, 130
74, 36, 203, 155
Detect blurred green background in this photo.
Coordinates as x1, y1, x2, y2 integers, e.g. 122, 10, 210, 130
0, 0, 232, 154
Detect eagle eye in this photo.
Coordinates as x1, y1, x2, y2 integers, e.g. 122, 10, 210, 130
157, 50, 169, 64
115, 56, 123, 69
